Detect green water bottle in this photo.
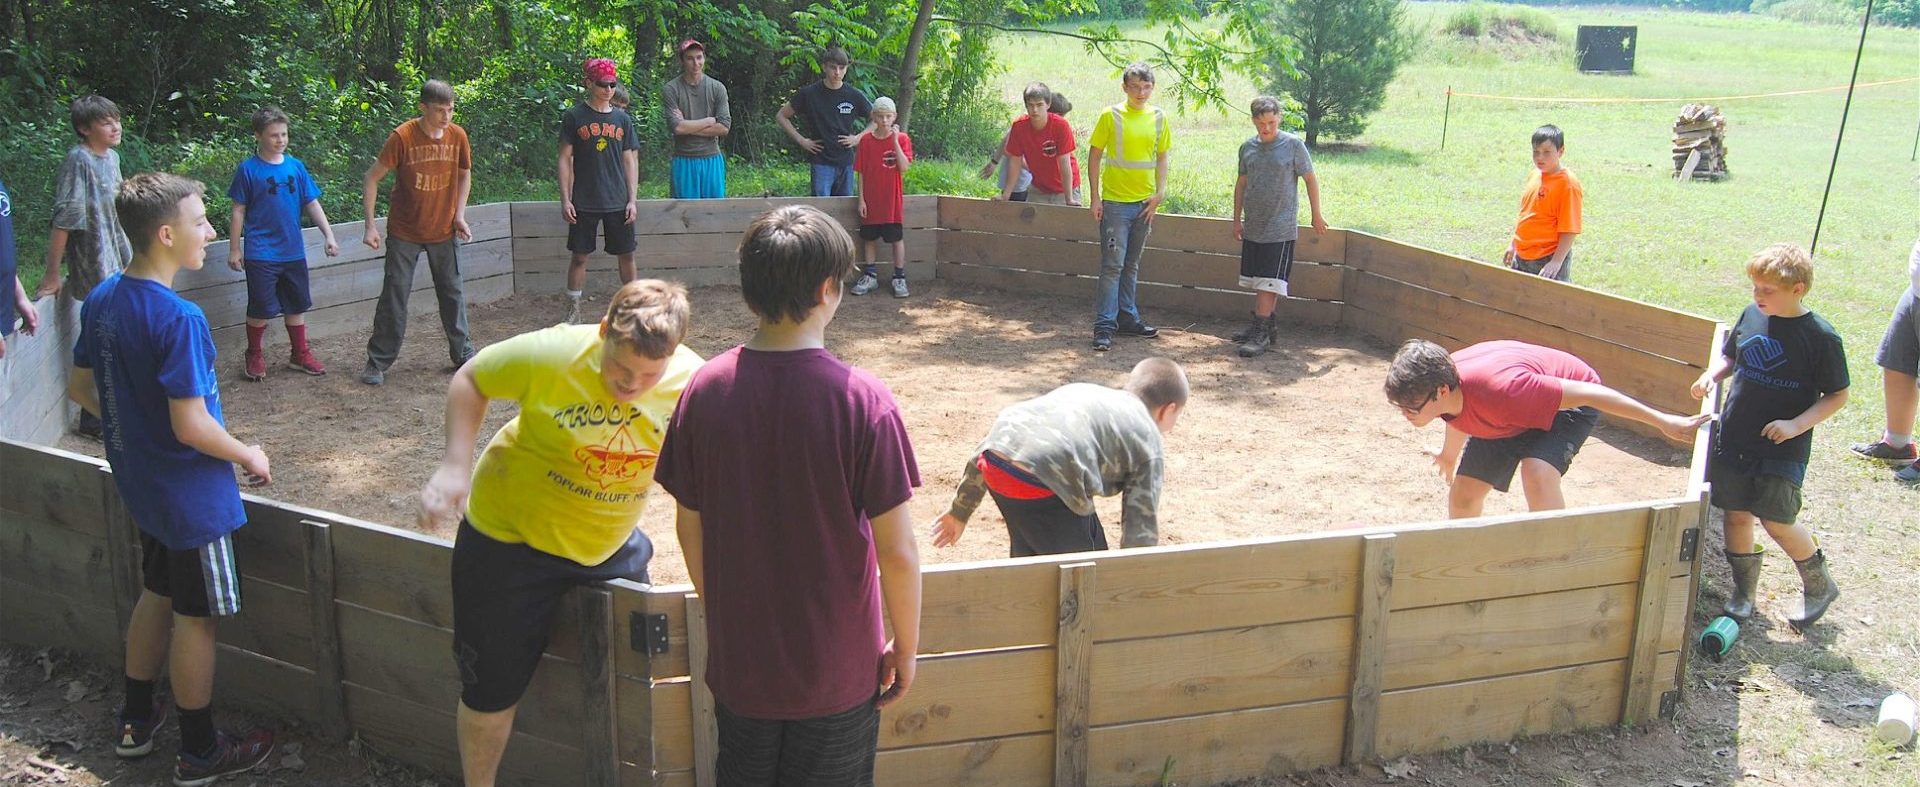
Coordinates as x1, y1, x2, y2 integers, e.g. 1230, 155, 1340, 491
1698, 616, 1740, 661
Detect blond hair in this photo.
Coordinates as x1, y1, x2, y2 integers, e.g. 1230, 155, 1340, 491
603, 279, 691, 358
1745, 242, 1813, 289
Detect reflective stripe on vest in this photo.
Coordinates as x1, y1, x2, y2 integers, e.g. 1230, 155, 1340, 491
1105, 105, 1165, 170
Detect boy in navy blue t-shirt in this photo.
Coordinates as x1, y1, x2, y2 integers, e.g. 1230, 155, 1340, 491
0, 179, 43, 359
227, 106, 338, 381
1691, 242, 1850, 631
70, 172, 277, 783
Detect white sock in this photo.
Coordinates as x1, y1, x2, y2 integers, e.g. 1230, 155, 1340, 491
1886, 431, 1913, 449
567, 290, 583, 302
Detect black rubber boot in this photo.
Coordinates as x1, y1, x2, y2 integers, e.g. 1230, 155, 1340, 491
1723, 549, 1762, 620
1787, 549, 1839, 631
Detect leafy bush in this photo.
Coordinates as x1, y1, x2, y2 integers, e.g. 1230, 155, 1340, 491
1442, 3, 1560, 41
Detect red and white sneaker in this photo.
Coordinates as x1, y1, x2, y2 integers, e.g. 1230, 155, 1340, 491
242, 349, 266, 381
288, 348, 326, 376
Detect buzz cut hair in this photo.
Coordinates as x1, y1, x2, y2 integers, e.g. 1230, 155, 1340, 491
1125, 357, 1189, 411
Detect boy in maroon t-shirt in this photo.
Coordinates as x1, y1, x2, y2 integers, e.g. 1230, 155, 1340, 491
655, 204, 921, 784
1384, 339, 1709, 518
851, 97, 914, 298
1001, 81, 1080, 206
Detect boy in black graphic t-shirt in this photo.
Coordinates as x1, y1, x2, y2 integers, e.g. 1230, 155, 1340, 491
558, 58, 641, 324
1691, 243, 1849, 631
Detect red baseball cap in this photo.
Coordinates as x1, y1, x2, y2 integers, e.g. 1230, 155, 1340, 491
678, 39, 705, 54
583, 58, 618, 83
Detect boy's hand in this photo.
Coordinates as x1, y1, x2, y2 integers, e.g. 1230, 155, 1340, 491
324, 236, 340, 257
227, 252, 244, 272
929, 513, 966, 548
33, 272, 61, 299
798, 137, 824, 155
625, 200, 637, 225
1141, 194, 1162, 224
1761, 418, 1809, 444
875, 638, 916, 708
1690, 371, 1716, 400
418, 463, 472, 530
237, 445, 272, 486
858, 199, 867, 219
363, 226, 383, 250
1540, 259, 1564, 280
837, 132, 862, 150
1311, 213, 1328, 236
1660, 412, 1714, 442
562, 200, 577, 224
978, 161, 996, 180
1425, 447, 1459, 485
1233, 220, 1243, 241
1090, 198, 1103, 222
453, 217, 473, 242
16, 297, 37, 336
1501, 246, 1516, 267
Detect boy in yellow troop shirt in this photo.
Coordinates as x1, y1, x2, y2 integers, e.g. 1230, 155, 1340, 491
416, 279, 702, 787
1087, 61, 1172, 352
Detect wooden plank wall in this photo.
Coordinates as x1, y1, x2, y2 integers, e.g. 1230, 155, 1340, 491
172, 204, 516, 353
0, 294, 79, 445
933, 197, 1347, 328
627, 498, 1704, 787
1337, 231, 1719, 418
509, 196, 941, 294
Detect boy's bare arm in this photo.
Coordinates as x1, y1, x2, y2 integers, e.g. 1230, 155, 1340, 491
361, 163, 390, 248
623, 149, 640, 222
558, 143, 576, 221
452, 167, 473, 240
675, 504, 705, 596
1232, 175, 1248, 239
1303, 171, 1327, 235
870, 499, 921, 708
67, 367, 100, 415
1764, 388, 1849, 444
169, 396, 271, 482
1559, 379, 1711, 442
36, 228, 70, 297
227, 204, 247, 270
1058, 157, 1074, 204
892, 133, 910, 170
998, 156, 1023, 200
419, 364, 488, 529
775, 104, 822, 154
1086, 147, 1104, 219
1691, 353, 1735, 400
1541, 233, 1575, 278
303, 199, 340, 256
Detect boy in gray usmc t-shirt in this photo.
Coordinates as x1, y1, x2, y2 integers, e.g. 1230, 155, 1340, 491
930, 358, 1188, 558
1231, 95, 1326, 359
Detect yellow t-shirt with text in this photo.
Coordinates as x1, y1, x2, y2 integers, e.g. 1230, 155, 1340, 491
1088, 104, 1172, 203
465, 324, 703, 565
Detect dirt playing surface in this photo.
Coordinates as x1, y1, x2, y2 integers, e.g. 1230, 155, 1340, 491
58, 278, 1687, 586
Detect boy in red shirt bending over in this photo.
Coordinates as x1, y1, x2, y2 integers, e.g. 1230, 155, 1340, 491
1385, 339, 1709, 518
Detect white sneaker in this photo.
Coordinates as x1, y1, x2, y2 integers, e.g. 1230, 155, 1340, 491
851, 273, 879, 296
890, 276, 909, 298
564, 298, 581, 325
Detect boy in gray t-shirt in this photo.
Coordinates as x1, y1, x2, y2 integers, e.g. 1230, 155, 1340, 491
40, 94, 133, 303
1230, 95, 1326, 359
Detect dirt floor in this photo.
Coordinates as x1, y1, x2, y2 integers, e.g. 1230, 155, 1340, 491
53, 278, 1688, 586
7, 280, 1908, 787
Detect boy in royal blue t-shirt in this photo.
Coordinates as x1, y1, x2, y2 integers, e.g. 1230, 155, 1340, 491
70, 172, 277, 784
227, 106, 338, 382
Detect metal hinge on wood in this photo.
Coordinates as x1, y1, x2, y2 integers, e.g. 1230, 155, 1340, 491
1678, 528, 1700, 562
1659, 690, 1681, 719
630, 612, 670, 655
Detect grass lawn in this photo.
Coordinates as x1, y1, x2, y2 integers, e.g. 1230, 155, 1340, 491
981, 5, 1919, 786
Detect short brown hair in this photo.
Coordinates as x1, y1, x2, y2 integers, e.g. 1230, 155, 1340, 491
1250, 96, 1282, 118
420, 79, 454, 105
117, 173, 206, 255
1022, 82, 1053, 106
738, 205, 855, 324
1745, 242, 1814, 289
69, 94, 120, 138
1122, 61, 1154, 85
1384, 339, 1460, 409
1048, 91, 1073, 115
820, 47, 850, 68
1125, 357, 1189, 410
250, 106, 290, 134
603, 279, 691, 359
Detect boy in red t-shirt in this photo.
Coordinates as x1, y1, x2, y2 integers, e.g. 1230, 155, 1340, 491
1000, 82, 1079, 206
1384, 339, 1708, 518
656, 205, 921, 784
1502, 124, 1582, 282
851, 97, 914, 298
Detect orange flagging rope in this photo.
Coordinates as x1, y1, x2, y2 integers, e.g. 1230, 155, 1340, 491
1446, 76, 1919, 104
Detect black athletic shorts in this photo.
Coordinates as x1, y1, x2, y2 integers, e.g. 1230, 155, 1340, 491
858, 223, 904, 243
450, 519, 651, 712
716, 696, 880, 786
141, 531, 243, 618
566, 209, 638, 255
1239, 239, 1297, 296
1456, 406, 1600, 493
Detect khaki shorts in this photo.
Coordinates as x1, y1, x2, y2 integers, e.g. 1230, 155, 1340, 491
1029, 189, 1079, 206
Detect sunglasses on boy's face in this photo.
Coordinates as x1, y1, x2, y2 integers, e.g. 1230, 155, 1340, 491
594, 80, 618, 89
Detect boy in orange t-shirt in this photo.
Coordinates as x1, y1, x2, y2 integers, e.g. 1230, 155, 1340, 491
1502, 124, 1582, 282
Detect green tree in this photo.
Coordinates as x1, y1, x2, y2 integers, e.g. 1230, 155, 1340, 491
1264, 0, 1411, 148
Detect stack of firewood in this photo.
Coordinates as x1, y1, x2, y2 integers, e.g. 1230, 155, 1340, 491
1672, 103, 1728, 181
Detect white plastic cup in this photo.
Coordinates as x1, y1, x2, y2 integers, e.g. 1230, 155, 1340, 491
1878, 691, 1916, 747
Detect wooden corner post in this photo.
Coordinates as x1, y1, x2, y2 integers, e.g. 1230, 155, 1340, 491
1344, 533, 1396, 766
1055, 562, 1096, 786
687, 594, 719, 787
1622, 504, 1684, 725
300, 519, 348, 740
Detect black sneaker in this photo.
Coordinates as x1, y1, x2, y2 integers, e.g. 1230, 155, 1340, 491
76, 410, 104, 441
1850, 439, 1917, 466
115, 698, 170, 758
1116, 321, 1159, 338
174, 728, 274, 787
1092, 332, 1113, 352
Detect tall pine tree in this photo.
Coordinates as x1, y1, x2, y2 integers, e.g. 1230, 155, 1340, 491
1266, 0, 1411, 148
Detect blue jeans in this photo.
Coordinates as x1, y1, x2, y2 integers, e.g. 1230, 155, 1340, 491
809, 163, 854, 197
1095, 200, 1151, 334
